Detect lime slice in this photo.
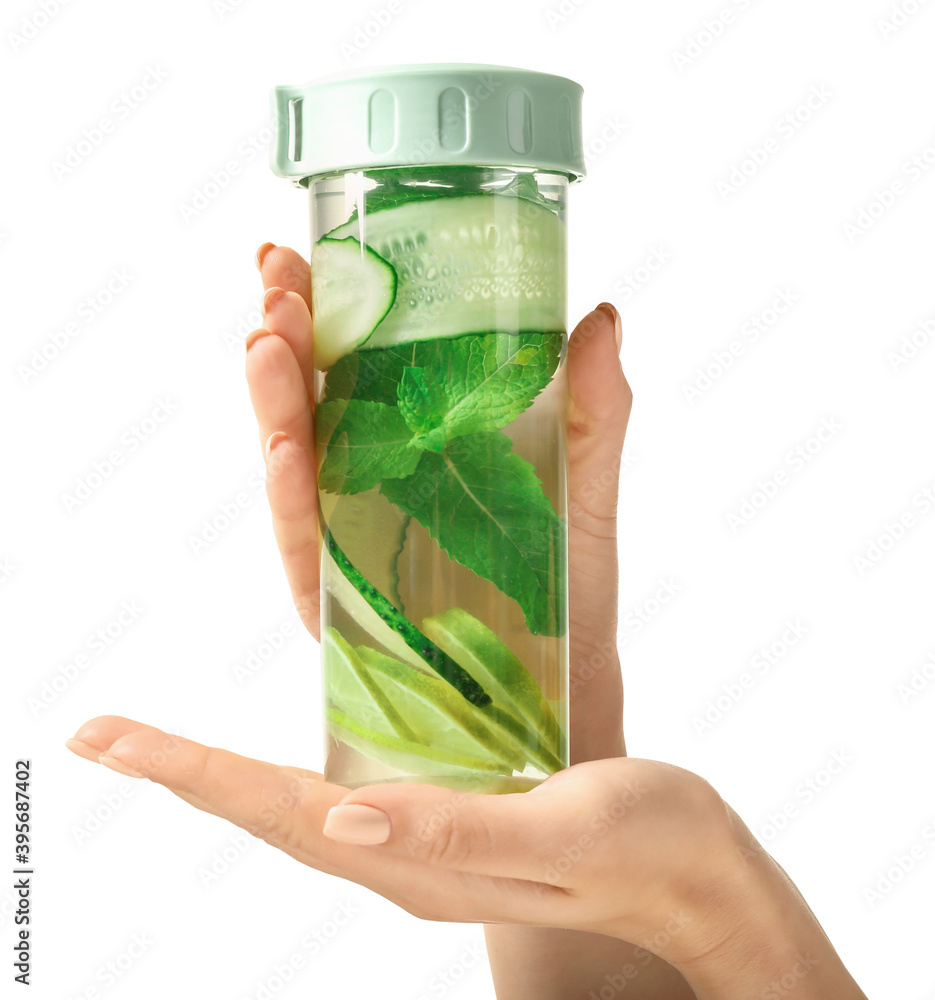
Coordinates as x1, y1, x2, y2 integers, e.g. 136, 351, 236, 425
423, 608, 566, 761
473, 701, 563, 776
322, 628, 417, 741
327, 707, 504, 778
355, 646, 524, 770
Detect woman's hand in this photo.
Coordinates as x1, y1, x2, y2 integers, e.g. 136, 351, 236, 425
64, 716, 739, 966
63, 716, 866, 996
65, 244, 867, 998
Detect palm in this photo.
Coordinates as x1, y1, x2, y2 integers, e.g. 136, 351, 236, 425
248, 246, 631, 764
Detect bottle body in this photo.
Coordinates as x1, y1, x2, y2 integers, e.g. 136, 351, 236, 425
311, 165, 569, 792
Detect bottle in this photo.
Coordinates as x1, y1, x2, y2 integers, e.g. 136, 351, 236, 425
270, 63, 585, 793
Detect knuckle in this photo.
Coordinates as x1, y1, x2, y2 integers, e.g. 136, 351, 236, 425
418, 808, 491, 870
421, 815, 466, 867
294, 596, 321, 639
250, 774, 312, 847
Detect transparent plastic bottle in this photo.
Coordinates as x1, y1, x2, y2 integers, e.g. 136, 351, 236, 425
271, 65, 585, 793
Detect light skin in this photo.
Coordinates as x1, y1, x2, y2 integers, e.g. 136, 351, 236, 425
66, 244, 868, 999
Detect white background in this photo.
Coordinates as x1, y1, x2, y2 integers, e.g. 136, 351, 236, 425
3, 0, 934, 996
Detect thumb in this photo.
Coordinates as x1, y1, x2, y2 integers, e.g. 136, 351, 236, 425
321, 778, 577, 883
566, 302, 632, 532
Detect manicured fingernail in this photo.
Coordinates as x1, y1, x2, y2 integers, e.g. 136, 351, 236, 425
597, 302, 622, 353
65, 738, 104, 764
323, 804, 391, 845
245, 327, 273, 351
98, 755, 146, 779
265, 432, 289, 463
256, 242, 276, 270
263, 286, 286, 318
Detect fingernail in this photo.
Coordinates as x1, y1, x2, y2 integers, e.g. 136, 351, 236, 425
256, 242, 276, 270
98, 755, 146, 779
245, 327, 273, 351
263, 286, 286, 319
597, 302, 622, 353
65, 738, 104, 764
265, 432, 289, 463
323, 804, 391, 845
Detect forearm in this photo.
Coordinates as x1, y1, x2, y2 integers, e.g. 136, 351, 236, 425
484, 925, 697, 1000
484, 645, 666, 1000
666, 845, 867, 999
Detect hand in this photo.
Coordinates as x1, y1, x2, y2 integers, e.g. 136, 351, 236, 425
62, 715, 867, 998
63, 712, 739, 956
65, 244, 867, 998
65, 240, 651, 936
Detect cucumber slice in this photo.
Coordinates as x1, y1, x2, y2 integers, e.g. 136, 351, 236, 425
355, 646, 521, 770
321, 628, 417, 742
326, 195, 565, 351
311, 237, 397, 370
318, 489, 408, 610
423, 608, 566, 762
322, 542, 427, 673
323, 531, 491, 707
327, 707, 504, 777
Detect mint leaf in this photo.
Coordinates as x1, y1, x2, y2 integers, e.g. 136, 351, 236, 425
405, 334, 563, 450
398, 367, 450, 451
398, 366, 447, 432
323, 339, 425, 406
380, 432, 566, 637
325, 332, 563, 446
316, 400, 421, 494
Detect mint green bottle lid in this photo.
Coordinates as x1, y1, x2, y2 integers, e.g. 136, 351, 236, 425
270, 63, 585, 186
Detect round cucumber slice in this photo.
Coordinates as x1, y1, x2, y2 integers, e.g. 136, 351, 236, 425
311, 236, 397, 370
326, 195, 565, 352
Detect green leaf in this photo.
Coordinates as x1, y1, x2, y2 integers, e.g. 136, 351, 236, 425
381, 432, 566, 637
402, 335, 562, 450
323, 339, 425, 406
316, 399, 421, 494
398, 366, 450, 450
324, 332, 563, 445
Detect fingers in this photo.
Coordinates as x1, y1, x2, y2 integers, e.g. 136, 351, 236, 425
246, 291, 315, 451
67, 716, 329, 845
253, 286, 316, 401
256, 244, 315, 398
264, 432, 322, 638
257, 243, 312, 321
65, 717, 545, 924
566, 302, 632, 536
564, 303, 631, 762
245, 290, 321, 637
323, 775, 582, 885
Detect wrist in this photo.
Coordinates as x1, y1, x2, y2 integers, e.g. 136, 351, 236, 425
665, 825, 867, 998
